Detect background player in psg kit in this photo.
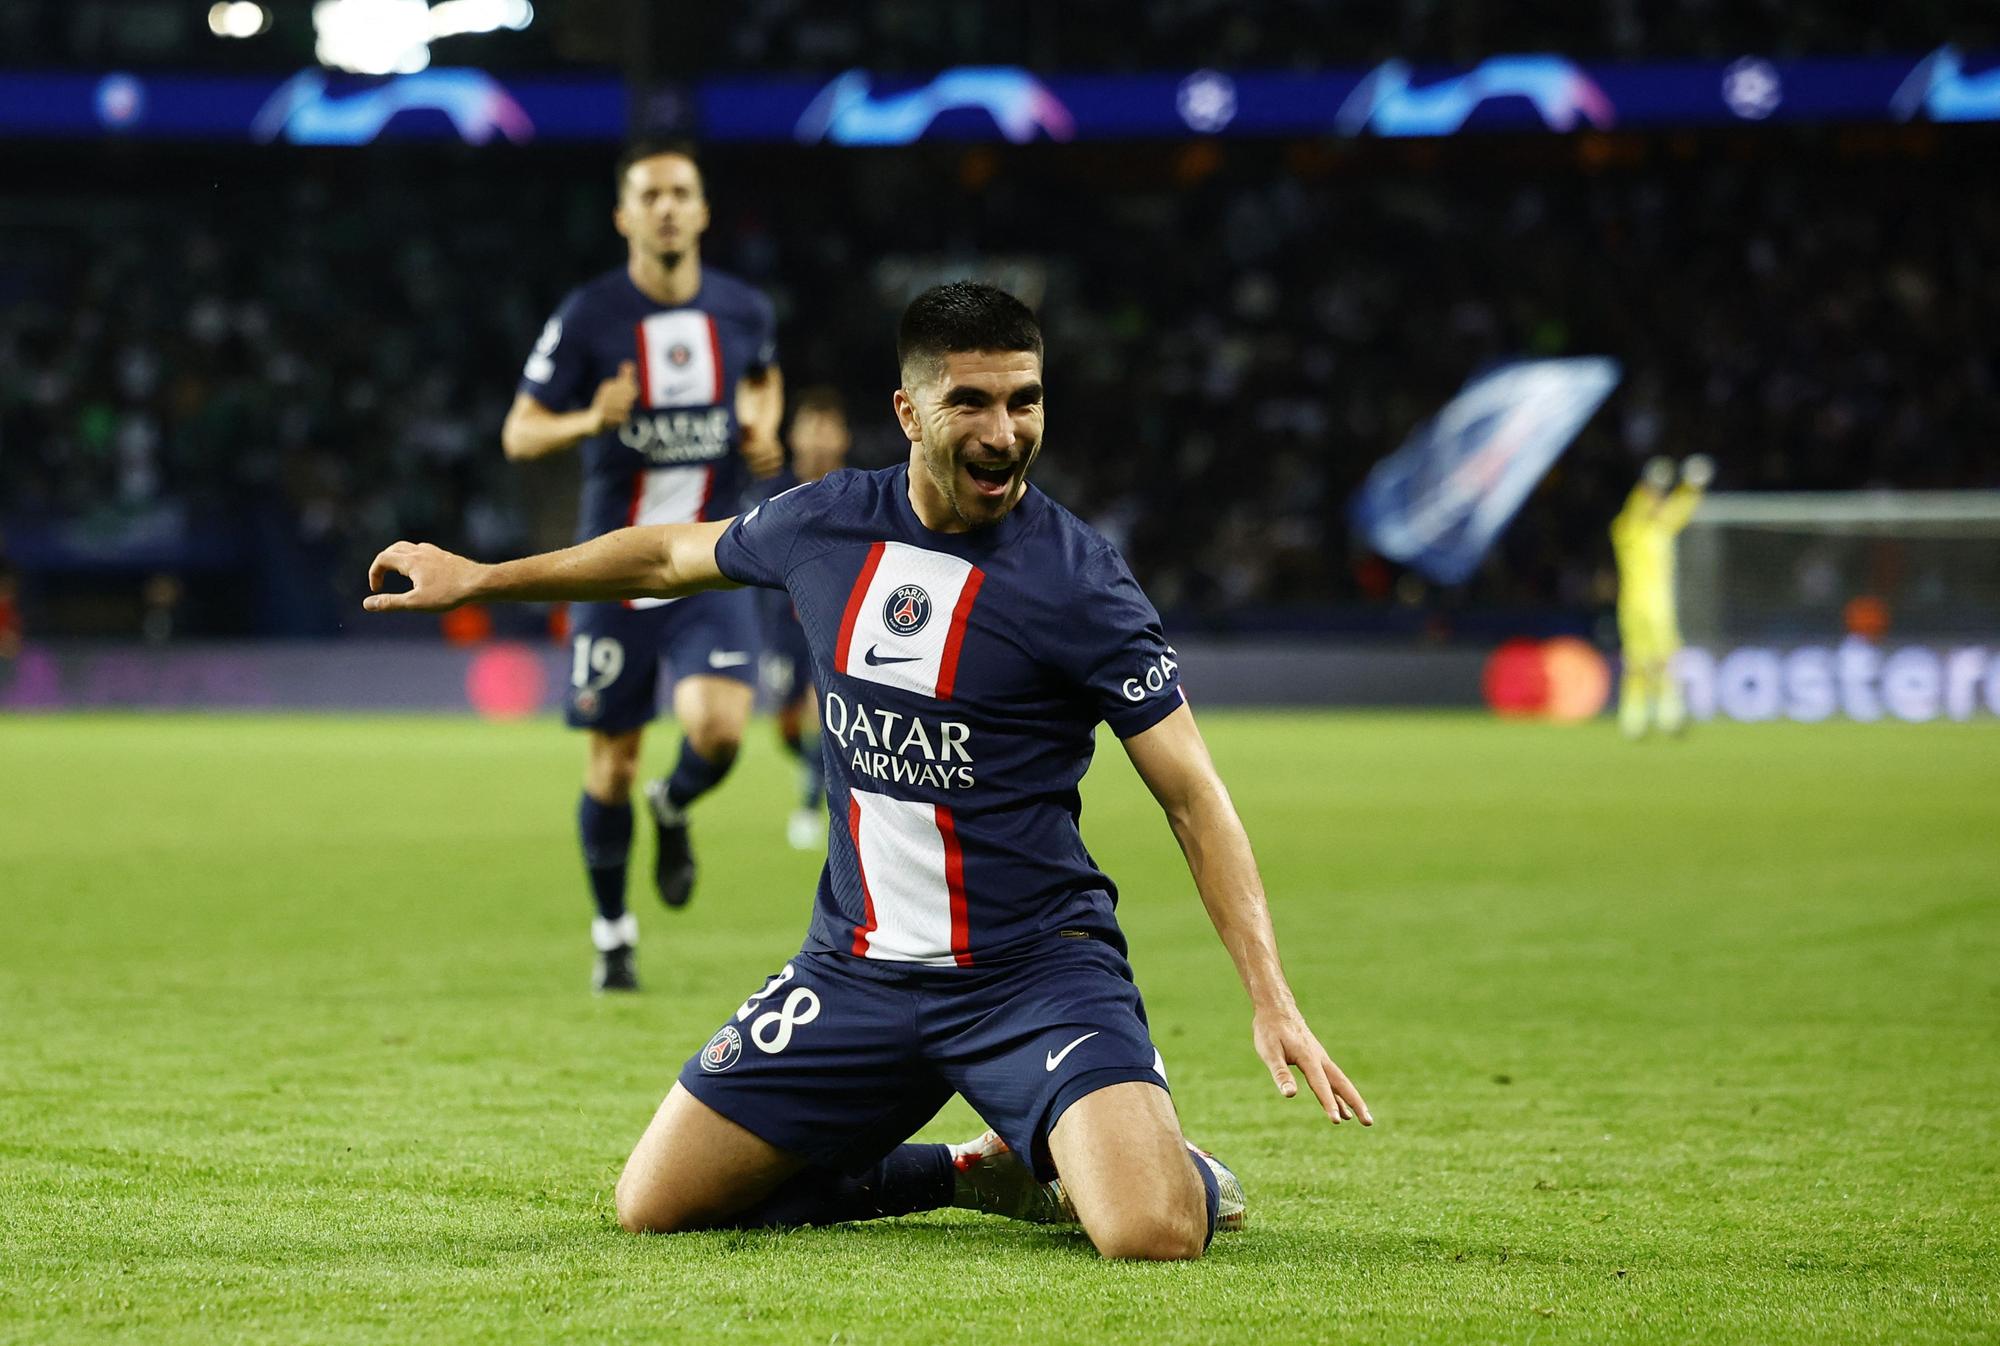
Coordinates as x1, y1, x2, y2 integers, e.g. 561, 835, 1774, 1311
366, 283, 1370, 1260
500, 141, 784, 992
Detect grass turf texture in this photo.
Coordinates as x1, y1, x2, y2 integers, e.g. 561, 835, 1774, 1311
1, 711, 1996, 1345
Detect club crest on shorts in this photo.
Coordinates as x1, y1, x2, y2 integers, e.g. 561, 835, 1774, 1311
667, 343, 693, 367
882, 584, 932, 636
699, 1024, 743, 1073
571, 687, 601, 719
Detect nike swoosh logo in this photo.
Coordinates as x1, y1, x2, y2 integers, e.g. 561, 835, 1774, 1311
1045, 1031, 1100, 1072
863, 645, 921, 667
707, 651, 751, 669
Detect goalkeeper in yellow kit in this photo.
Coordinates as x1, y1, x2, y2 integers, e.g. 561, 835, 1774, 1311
1611, 454, 1713, 737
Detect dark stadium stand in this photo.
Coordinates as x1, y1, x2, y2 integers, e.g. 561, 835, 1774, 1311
4, 125, 1993, 638
2, 0, 1996, 638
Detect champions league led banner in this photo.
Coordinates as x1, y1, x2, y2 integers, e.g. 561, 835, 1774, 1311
0, 68, 618, 143
704, 49, 2000, 142
0, 48, 1996, 144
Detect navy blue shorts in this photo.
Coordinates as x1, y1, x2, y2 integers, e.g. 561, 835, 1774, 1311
564, 590, 760, 734
755, 599, 812, 710
757, 636, 811, 710
678, 936, 1167, 1181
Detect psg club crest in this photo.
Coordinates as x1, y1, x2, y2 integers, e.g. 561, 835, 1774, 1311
699, 1024, 743, 1073
572, 688, 601, 719
882, 584, 932, 636
667, 343, 693, 367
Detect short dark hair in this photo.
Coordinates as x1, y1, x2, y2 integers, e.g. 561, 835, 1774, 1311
614, 138, 703, 195
791, 384, 847, 420
897, 282, 1042, 384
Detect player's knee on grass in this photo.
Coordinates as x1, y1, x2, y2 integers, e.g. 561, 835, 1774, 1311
614, 1172, 733, 1235
613, 1171, 679, 1235
1080, 1185, 1208, 1261
614, 1085, 803, 1235
1051, 1081, 1210, 1260
613, 1147, 744, 1235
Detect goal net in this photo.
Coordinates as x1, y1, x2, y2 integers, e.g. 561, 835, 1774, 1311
1677, 492, 2000, 647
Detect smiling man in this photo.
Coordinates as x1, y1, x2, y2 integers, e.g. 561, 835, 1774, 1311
365, 282, 1369, 1259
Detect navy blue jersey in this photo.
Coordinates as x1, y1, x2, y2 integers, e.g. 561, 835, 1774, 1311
741, 467, 810, 650
519, 267, 777, 549
740, 465, 803, 509
715, 465, 1186, 966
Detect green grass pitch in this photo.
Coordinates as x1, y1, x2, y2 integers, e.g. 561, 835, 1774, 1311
2, 710, 1996, 1344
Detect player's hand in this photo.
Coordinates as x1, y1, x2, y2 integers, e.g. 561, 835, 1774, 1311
740, 426, 784, 478
1682, 454, 1716, 489
1253, 1005, 1373, 1126
591, 361, 641, 433
363, 541, 484, 613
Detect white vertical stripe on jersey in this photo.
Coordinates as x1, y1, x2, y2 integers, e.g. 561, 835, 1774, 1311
848, 786, 959, 966
626, 466, 715, 609
631, 463, 714, 527
628, 311, 721, 609
836, 541, 978, 699
635, 311, 722, 408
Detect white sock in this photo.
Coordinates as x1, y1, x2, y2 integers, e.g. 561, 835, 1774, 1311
591, 913, 639, 951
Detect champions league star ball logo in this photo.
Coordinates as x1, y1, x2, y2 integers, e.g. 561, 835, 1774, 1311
668, 343, 693, 367
883, 585, 932, 636
699, 1024, 743, 1073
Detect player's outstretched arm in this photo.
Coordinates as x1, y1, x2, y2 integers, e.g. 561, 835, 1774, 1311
363, 521, 737, 613
1123, 703, 1373, 1127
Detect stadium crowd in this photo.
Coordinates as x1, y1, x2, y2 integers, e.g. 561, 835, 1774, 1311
2, 133, 1995, 635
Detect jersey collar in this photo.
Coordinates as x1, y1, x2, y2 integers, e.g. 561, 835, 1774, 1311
890, 464, 1039, 559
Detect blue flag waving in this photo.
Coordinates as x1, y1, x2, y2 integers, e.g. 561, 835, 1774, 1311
1351, 357, 1620, 585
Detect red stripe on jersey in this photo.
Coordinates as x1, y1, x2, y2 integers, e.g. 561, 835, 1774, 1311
833, 541, 886, 676
625, 471, 645, 528
936, 804, 972, 966
933, 566, 986, 701
632, 322, 653, 406
848, 795, 878, 956
704, 313, 724, 404
621, 472, 646, 610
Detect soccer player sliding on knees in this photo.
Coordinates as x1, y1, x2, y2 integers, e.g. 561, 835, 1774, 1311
366, 283, 1370, 1259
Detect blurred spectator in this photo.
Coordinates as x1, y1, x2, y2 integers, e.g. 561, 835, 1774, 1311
140, 572, 182, 644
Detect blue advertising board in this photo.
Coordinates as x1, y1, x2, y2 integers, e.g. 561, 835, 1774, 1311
0, 48, 1995, 146
0, 68, 620, 143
